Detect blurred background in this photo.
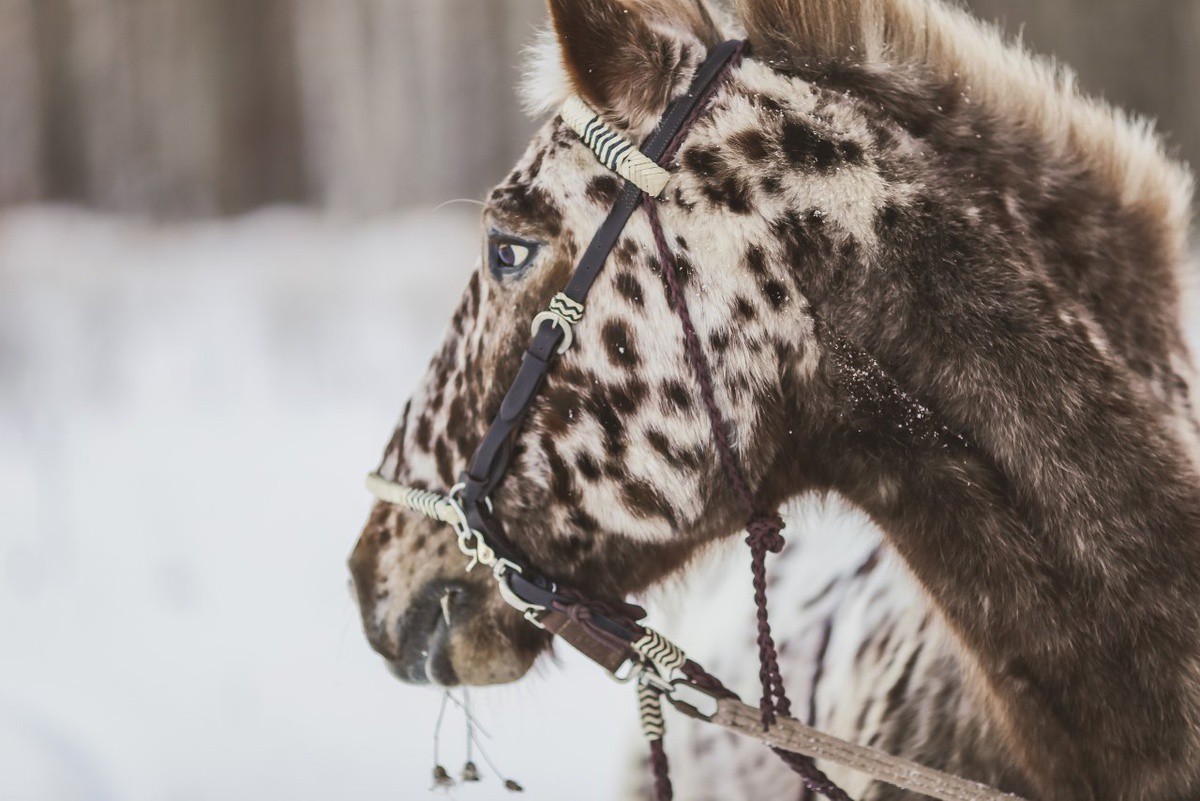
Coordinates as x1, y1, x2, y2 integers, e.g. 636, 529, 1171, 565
1, 1, 1196, 800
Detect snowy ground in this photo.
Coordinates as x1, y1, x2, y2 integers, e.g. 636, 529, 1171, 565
0, 206, 643, 801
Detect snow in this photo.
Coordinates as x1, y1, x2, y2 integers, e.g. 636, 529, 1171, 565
0, 206, 638, 801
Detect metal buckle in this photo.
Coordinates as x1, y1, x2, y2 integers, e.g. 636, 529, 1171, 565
531, 311, 573, 354
447, 484, 498, 572
664, 679, 723, 722
607, 657, 640, 684
494, 561, 548, 618
638, 669, 672, 694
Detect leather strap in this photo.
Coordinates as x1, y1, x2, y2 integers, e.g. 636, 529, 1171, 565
540, 609, 635, 675
457, 41, 745, 603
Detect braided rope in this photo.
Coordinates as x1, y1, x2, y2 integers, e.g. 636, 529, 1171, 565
648, 739, 673, 801
632, 629, 687, 676
561, 97, 671, 198
639, 682, 673, 801
364, 474, 461, 525
638, 682, 667, 742
549, 292, 585, 325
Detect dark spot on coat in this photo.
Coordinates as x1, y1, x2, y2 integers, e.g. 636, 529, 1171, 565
589, 392, 627, 457
616, 238, 640, 263
489, 183, 563, 237
543, 384, 578, 436
781, 119, 863, 172
609, 382, 644, 415
415, 415, 432, 451
730, 129, 771, 161
615, 272, 644, 307
683, 146, 723, 176
447, 396, 466, 434
662, 381, 693, 412
753, 94, 785, 115
646, 429, 674, 461
542, 435, 575, 501
434, 438, 454, 485
673, 253, 695, 285
746, 246, 767, 276
782, 119, 829, 168
602, 320, 640, 369
702, 175, 754, 214
763, 280, 789, 309
576, 451, 602, 481
735, 295, 758, 321
587, 174, 620, 206
621, 480, 677, 525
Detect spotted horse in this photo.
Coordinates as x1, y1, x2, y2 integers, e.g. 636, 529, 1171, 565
348, 0, 1200, 798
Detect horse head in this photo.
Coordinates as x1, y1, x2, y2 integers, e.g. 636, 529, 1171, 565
349, 1, 1200, 796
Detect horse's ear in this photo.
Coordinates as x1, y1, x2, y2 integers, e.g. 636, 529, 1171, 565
543, 0, 722, 128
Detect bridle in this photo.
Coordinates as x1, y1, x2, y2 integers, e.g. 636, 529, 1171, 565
366, 40, 1024, 801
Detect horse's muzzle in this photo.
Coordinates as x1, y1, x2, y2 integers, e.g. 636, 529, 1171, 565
387, 578, 474, 686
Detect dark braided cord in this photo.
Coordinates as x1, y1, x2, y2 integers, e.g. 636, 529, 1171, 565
647, 201, 757, 513
681, 660, 736, 697
648, 738, 673, 801
556, 586, 647, 628
776, 749, 855, 801
647, 199, 853, 801
747, 511, 789, 728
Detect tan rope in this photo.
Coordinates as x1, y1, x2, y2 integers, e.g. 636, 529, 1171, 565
364, 474, 462, 526
706, 698, 1026, 801
560, 97, 672, 197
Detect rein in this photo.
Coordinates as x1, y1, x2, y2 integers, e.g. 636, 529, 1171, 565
367, 40, 1025, 801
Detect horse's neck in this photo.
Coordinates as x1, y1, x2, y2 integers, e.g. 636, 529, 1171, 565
796, 296, 1200, 796
666, 493, 1034, 797
757, 62, 1200, 790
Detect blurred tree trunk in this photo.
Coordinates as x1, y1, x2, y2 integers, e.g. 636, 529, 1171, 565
0, 0, 1195, 216
292, 0, 544, 212
0, 0, 44, 205
6, 0, 543, 216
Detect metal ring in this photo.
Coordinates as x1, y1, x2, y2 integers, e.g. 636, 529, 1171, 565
607, 657, 640, 684
531, 311, 573, 354
665, 679, 722, 722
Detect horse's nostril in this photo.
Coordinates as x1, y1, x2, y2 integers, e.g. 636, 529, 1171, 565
392, 579, 473, 686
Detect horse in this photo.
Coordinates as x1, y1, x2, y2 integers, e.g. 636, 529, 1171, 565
348, 0, 1200, 798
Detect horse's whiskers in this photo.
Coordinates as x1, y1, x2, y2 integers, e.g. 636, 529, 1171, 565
428, 689, 523, 793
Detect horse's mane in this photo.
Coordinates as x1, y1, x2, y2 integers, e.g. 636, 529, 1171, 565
737, 0, 1194, 250
524, 0, 1193, 259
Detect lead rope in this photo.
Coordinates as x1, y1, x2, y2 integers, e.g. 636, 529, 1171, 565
647, 200, 853, 801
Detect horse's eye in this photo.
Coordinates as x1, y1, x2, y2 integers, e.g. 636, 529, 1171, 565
499, 242, 527, 267
488, 234, 539, 279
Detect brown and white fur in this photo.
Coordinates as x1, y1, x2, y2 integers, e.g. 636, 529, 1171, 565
348, 0, 1199, 798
